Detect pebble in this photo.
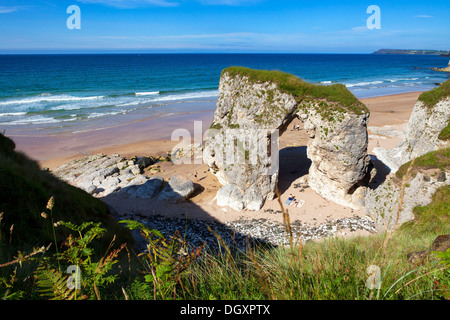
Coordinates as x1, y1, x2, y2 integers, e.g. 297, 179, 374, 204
116, 212, 376, 253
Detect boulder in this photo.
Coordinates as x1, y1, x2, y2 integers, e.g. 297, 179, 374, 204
406, 250, 429, 265
431, 234, 450, 253
52, 154, 164, 199
215, 184, 245, 211
406, 234, 450, 265
158, 174, 195, 202
137, 156, 156, 170
130, 176, 164, 199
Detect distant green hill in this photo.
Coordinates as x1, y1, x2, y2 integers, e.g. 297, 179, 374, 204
373, 49, 450, 56
0, 133, 133, 250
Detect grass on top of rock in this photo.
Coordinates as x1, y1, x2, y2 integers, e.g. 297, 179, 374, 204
395, 147, 450, 180
418, 78, 450, 108
222, 66, 368, 116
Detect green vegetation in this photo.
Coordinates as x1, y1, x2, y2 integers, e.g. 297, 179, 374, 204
405, 185, 449, 235
222, 66, 368, 116
3, 196, 448, 300
1, 192, 448, 300
418, 79, 450, 108
0, 133, 133, 250
395, 147, 450, 180
373, 49, 450, 56
438, 122, 450, 141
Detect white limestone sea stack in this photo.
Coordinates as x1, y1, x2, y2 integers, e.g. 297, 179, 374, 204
203, 67, 372, 211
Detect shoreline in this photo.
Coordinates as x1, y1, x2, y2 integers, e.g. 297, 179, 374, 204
7, 91, 423, 170
11, 110, 215, 169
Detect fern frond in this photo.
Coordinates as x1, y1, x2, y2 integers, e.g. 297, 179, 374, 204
35, 267, 80, 300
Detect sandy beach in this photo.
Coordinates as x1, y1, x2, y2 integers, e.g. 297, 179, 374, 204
8, 91, 422, 239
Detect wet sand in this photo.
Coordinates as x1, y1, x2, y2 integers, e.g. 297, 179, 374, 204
8, 91, 421, 170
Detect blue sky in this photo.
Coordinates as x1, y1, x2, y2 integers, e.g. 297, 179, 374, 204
0, 0, 449, 53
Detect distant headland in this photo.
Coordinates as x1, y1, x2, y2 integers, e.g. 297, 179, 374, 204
373, 49, 450, 56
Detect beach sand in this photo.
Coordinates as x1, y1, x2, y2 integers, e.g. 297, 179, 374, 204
9, 91, 423, 239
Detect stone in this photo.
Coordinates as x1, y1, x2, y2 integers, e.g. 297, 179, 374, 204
407, 250, 429, 265
137, 156, 155, 170
102, 176, 120, 188
158, 174, 195, 202
77, 180, 94, 193
431, 234, 450, 253
243, 184, 265, 211
51, 153, 165, 199
158, 155, 170, 162
204, 67, 371, 211
86, 185, 97, 195
130, 165, 141, 175
117, 161, 127, 170
130, 176, 164, 199
215, 184, 245, 211
366, 83, 450, 231
437, 171, 447, 182
406, 235, 450, 265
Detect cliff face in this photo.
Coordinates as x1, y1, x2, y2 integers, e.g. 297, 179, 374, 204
366, 81, 450, 231
373, 81, 450, 173
365, 149, 449, 232
204, 67, 371, 211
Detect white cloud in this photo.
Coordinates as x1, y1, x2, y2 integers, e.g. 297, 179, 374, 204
75, 0, 261, 8
0, 6, 19, 13
351, 26, 369, 32
198, 0, 261, 5
75, 0, 179, 8
0, 6, 33, 14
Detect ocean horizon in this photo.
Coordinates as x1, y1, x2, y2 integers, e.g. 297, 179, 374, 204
1, 53, 449, 134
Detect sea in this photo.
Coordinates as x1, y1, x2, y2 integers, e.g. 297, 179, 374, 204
0, 53, 448, 134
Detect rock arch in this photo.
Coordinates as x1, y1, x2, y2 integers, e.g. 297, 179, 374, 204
203, 67, 371, 211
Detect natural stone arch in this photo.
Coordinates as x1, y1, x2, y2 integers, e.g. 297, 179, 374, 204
203, 67, 371, 211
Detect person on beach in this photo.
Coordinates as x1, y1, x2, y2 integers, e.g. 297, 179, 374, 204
285, 193, 294, 205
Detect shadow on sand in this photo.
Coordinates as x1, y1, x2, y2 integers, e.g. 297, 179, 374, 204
277, 146, 311, 195
368, 154, 391, 190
